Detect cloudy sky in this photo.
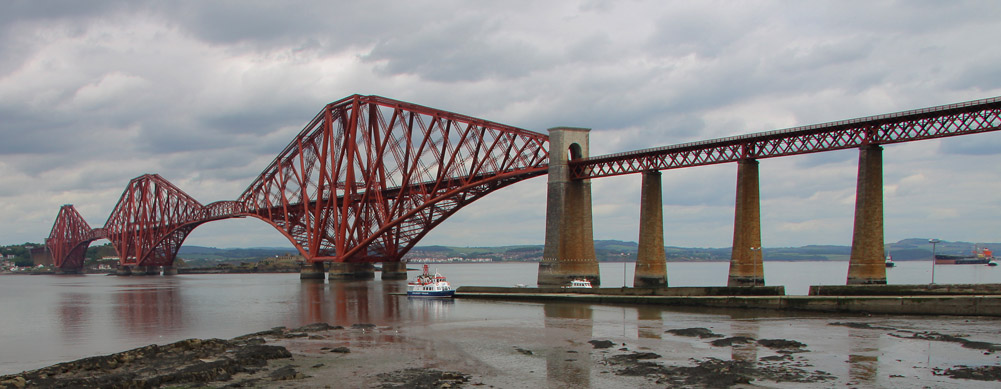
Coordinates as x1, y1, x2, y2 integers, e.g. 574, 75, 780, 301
2, 0, 1001, 251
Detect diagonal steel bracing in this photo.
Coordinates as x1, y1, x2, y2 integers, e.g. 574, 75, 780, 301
45, 95, 550, 270
574, 96, 1001, 178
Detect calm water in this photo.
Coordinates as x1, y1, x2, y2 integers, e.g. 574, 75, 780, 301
1, 260, 1000, 379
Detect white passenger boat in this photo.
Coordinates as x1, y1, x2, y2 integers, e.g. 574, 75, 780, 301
564, 279, 593, 288
407, 264, 455, 297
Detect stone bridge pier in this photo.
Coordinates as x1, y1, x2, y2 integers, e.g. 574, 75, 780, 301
538, 127, 600, 287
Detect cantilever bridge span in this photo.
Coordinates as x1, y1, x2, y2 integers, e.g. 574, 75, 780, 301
46, 94, 1001, 285
46, 95, 550, 277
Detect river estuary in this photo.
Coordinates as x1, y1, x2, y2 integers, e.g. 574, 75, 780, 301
2, 260, 1001, 387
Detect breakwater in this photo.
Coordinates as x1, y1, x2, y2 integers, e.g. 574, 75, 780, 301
455, 284, 1001, 316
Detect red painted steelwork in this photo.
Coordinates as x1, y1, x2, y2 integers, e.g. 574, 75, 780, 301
45, 205, 99, 270
237, 95, 550, 263
44, 95, 550, 270
103, 174, 210, 268
573, 96, 1001, 179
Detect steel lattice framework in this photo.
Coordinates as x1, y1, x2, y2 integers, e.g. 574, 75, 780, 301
45, 94, 1001, 271
104, 174, 211, 267
45, 205, 101, 269
237, 95, 550, 262
573, 96, 1001, 179
44, 95, 550, 270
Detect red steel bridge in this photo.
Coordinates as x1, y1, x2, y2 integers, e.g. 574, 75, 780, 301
46, 95, 549, 272
46, 94, 1001, 277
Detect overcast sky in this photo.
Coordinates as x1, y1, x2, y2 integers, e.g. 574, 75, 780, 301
2, 1, 1001, 251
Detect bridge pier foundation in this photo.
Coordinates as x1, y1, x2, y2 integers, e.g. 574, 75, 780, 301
139, 266, 161, 276
539, 127, 600, 287
162, 266, 178, 276
380, 261, 408, 280
634, 171, 668, 288
728, 159, 764, 287
300, 262, 326, 280
55, 267, 82, 275
116, 265, 133, 276
329, 262, 375, 280
848, 145, 887, 284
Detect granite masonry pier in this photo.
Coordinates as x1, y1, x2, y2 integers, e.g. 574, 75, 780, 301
455, 283, 1001, 317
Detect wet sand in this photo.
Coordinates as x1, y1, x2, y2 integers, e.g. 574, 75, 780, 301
5, 306, 1001, 388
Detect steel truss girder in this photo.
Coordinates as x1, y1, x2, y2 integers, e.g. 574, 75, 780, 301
46, 95, 550, 269
574, 96, 1001, 179
45, 205, 97, 270
103, 174, 209, 268
238, 95, 550, 262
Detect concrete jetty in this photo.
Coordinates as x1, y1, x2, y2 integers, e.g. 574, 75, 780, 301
455, 284, 1001, 317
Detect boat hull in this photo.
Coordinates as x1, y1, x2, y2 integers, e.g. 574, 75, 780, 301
407, 290, 456, 298
935, 255, 992, 265
935, 258, 992, 265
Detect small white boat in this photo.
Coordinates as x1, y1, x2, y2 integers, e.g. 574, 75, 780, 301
564, 279, 593, 288
407, 264, 455, 297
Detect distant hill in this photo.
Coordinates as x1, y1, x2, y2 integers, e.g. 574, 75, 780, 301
176, 246, 298, 267
171, 239, 1001, 264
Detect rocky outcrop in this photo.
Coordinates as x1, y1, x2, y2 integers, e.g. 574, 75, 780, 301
0, 338, 292, 388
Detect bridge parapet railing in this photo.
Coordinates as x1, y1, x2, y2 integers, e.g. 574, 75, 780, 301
204, 201, 244, 219
583, 95, 1001, 164
88, 228, 107, 240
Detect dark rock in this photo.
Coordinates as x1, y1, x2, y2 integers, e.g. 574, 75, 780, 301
758, 339, 807, 350
351, 323, 377, 329
514, 347, 533, 355
234, 327, 286, 340
269, 365, 304, 381
330, 347, 351, 353
240, 337, 267, 345
829, 322, 897, 331
376, 368, 470, 388
890, 331, 1001, 351
234, 344, 293, 366
588, 340, 615, 349
942, 365, 1001, 381
0, 337, 293, 388
710, 336, 755, 347
293, 322, 340, 332
608, 352, 661, 364
606, 355, 834, 387
666, 327, 724, 338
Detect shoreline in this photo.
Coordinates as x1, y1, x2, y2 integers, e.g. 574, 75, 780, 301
4, 316, 1001, 388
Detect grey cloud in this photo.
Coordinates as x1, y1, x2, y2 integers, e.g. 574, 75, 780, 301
363, 20, 553, 82
948, 60, 1001, 91
4, 0, 1001, 248
0, 1, 122, 26
646, 7, 756, 58
199, 100, 319, 136
939, 134, 1001, 156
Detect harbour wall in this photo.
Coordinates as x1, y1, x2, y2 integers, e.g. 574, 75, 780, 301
455, 284, 1001, 317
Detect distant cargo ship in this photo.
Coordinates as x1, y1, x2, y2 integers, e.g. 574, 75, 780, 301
935, 247, 998, 266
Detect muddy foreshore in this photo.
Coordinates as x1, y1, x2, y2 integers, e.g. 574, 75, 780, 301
3, 317, 1001, 388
